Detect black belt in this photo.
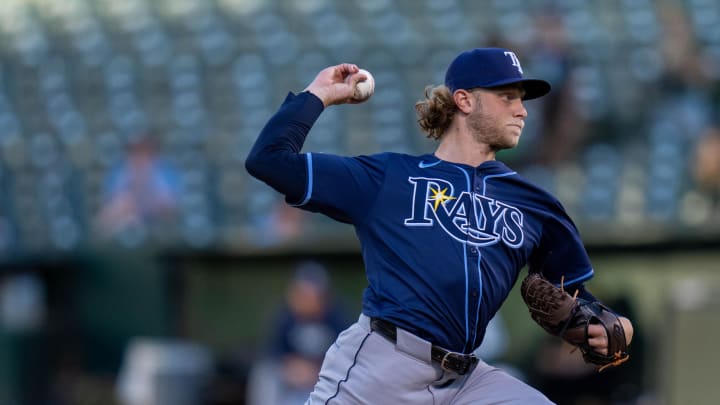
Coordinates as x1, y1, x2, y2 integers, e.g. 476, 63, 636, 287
370, 318, 478, 376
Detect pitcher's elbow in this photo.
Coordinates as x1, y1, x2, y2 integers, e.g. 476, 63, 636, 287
244, 152, 264, 179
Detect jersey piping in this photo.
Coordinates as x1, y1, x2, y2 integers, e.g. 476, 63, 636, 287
452, 164, 475, 350
556, 270, 595, 287
482, 171, 517, 194
291, 153, 314, 207
472, 168, 516, 350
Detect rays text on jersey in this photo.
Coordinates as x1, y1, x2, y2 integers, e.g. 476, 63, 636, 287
404, 177, 524, 248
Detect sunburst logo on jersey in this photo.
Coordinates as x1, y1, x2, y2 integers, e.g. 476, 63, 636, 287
406, 176, 525, 248
429, 187, 456, 211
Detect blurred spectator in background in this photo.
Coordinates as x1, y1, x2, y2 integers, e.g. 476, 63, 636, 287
487, 13, 590, 169
693, 126, 720, 214
95, 133, 181, 246
653, 4, 716, 148
246, 261, 351, 405
518, 13, 591, 168
658, 4, 708, 91
251, 199, 310, 247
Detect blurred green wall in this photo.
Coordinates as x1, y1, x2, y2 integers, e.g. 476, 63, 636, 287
178, 248, 720, 404
0, 248, 718, 404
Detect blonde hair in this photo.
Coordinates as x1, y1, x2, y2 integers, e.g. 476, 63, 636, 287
414, 85, 458, 140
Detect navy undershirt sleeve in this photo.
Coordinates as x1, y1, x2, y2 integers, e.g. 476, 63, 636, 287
245, 91, 324, 204
566, 284, 597, 302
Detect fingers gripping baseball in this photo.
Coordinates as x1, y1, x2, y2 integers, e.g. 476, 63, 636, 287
303, 64, 369, 107
350, 69, 375, 103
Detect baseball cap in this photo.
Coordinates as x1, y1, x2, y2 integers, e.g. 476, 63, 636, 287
444, 48, 551, 100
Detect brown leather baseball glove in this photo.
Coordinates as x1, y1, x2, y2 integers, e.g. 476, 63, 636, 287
520, 272, 630, 371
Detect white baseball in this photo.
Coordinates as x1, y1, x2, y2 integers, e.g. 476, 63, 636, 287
353, 68, 375, 102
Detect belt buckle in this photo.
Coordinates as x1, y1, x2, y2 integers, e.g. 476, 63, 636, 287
440, 351, 478, 375
440, 352, 455, 373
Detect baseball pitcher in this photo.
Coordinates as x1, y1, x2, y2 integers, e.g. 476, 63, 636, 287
246, 47, 634, 404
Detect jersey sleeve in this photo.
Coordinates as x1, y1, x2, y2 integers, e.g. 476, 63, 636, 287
529, 206, 594, 287
293, 153, 387, 224
245, 91, 325, 203
246, 90, 387, 224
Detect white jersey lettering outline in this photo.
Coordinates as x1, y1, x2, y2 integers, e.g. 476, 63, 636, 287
404, 176, 524, 248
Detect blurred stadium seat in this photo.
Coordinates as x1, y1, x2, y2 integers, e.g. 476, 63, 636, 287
0, 0, 718, 254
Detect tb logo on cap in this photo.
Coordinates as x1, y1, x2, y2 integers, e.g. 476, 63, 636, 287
504, 51, 523, 75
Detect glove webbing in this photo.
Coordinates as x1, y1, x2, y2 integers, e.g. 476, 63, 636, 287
557, 277, 630, 372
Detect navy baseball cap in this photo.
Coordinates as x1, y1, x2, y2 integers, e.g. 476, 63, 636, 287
444, 48, 551, 100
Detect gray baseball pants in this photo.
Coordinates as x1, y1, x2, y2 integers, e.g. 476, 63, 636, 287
305, 314, 554, 404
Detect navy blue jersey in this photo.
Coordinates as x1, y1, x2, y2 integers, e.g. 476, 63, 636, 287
246, 92, 594, 354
